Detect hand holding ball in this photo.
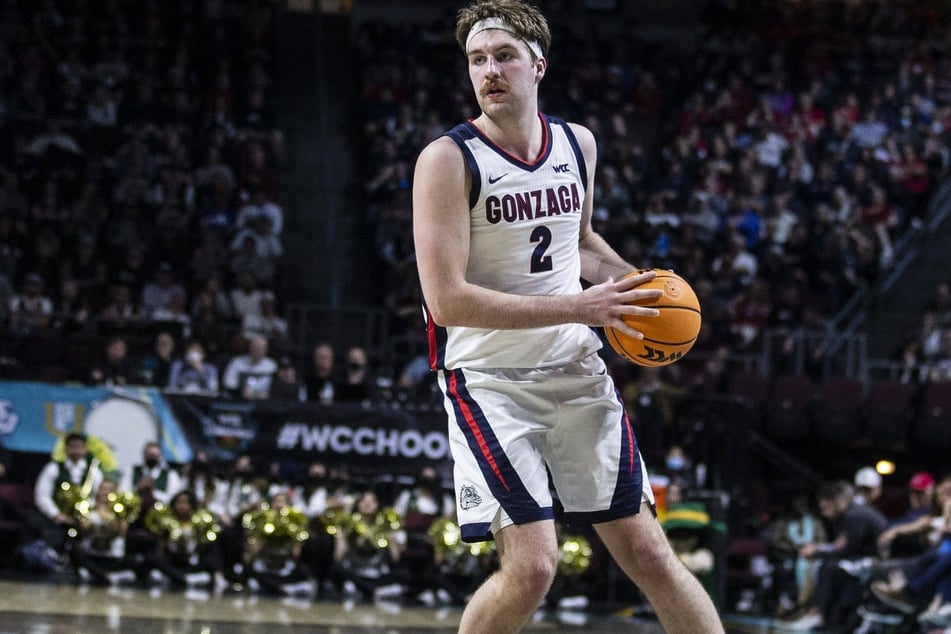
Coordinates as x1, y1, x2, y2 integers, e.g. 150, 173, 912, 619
604, 269, 701, 367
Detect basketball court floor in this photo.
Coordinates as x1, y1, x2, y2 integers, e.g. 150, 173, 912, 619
0, 579, 671, 633
0, 578, 791, 633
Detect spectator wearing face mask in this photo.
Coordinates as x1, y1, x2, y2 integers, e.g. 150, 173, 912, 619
120, 441, 184, 509
664, 445, 701, 491
334, 346, 379, 404
168, 339, 220, 395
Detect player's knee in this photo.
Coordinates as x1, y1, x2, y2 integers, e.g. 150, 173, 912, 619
629, 539, 682, 584
504, 551, 558, 599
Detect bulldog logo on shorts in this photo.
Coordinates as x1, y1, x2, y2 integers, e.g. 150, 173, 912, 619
459, 484, 482, 509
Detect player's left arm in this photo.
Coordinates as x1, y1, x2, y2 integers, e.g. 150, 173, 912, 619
570, 123, 652, 287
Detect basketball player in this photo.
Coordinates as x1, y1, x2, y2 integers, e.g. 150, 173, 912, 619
412, 1, 723, 632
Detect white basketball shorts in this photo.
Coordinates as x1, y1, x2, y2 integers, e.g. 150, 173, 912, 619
438, 352, 654, 542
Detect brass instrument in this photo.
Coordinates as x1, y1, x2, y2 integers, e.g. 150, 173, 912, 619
426, 517, 496, 575
317, 507, 351, 536
347, 507, 401, 555
107, 491, 142, 523
144, 501, 221, 554
54, 458, 100, 537
242, 502, 310, 546
557, 534, 593, 577
428, 516, 463, 559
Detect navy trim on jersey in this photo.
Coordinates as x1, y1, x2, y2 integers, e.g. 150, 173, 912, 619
423, 302, 447, 371
550, 116, 588, 190
445, 368, 553, 526
461, 521, 493, 543
461, 113, 553, 172
445, 124, 482, 208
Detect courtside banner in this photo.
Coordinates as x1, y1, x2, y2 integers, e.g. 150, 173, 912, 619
0, 380, 192, 469
163, 394, 451, 471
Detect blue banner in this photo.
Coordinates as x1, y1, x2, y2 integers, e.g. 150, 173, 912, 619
0, 381, 193, 470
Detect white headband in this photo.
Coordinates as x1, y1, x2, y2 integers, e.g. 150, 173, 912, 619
465, 17, 543, 59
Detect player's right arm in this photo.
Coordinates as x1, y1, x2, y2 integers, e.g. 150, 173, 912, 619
412, 137, 656, 333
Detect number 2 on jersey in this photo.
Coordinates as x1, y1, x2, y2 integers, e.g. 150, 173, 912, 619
530, 225, 553, 273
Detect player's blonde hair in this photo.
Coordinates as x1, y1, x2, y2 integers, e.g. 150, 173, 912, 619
455, 0, 551, 60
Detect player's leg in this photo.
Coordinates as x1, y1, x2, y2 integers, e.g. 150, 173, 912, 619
458, 519, 558, 634
439, 366, 560, 632
595, 507, 724, 634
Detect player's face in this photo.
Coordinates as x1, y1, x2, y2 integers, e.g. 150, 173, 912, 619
467, 30, 544, 117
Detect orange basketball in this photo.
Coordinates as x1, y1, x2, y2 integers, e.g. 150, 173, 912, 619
604, 269, 702, 367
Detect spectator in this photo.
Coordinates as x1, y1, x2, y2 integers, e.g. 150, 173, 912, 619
191, 275, 234, 324
167, 339, 220, 395
662, 502, 721, 600
236, 184, 283, 236
181, 450, 229, 519
70, 479, 137, 586
150, 287, 192, 340
229, 271, 265, 322
52, 277, 92, 333
854, 466, 884, 509
240, 291, 287, 345
926, 281, 951, 329
878, 471, 938, 559
396, 351, 438, 401
140, 261, 187, 319
335, 346, 378, 404
88, 336, 136, 386
784, 481, 888, 631
332, 489, 406, 602
304, 342, 337, 404
9, 272, 53, 334
223, 335, 277, 399
109, 246, 149, 300
228, 228, 278, 288
58, 233, 107, 305
100, 283, 140, 322
141, 489, 228, 591
391, 466, 453, 603
767, 493, 828, 614
870, 472, 951, 618
268, 355, 304, 402
190, 275, 234, 356
137, 330, 176, 387
29, 432, 104, 568
240, 490, 312, 596
224, 455, 264, 530
119, 441, 184, 509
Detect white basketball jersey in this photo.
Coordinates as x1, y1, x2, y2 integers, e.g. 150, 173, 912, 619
425, 113, 603, 370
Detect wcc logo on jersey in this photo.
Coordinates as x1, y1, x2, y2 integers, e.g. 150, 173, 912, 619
459, 484, 482, 510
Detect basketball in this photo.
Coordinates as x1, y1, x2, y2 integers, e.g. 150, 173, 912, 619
604, 269, 702, 367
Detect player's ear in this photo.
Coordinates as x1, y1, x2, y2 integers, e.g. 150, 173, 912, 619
534, 57, 546, 82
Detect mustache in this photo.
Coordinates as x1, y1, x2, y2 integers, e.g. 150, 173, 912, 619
481, 81, 507, 96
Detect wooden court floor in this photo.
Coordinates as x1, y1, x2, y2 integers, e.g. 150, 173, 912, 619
0, 579, 678, 633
